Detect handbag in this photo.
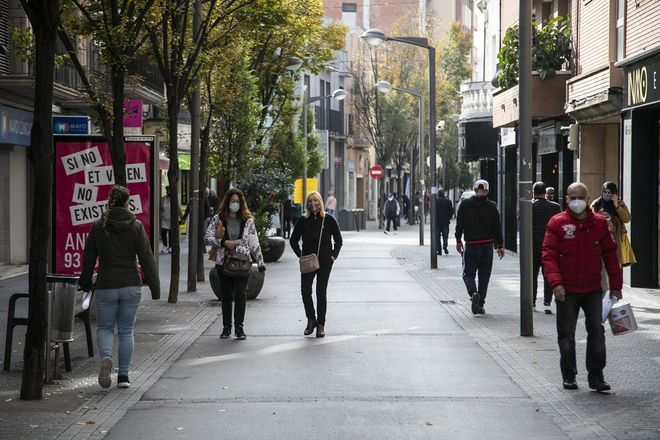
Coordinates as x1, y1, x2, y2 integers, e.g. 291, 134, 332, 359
619, 232, 637, 267
222, 249, 252, 278
299, 215, 325, 273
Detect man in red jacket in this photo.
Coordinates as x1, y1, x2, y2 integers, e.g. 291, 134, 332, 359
542, 182, 622, 392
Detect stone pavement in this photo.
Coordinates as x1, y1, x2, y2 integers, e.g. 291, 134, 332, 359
0, 221, 659, 439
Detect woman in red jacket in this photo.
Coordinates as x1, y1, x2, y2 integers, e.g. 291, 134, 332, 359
542, 183, 622, 392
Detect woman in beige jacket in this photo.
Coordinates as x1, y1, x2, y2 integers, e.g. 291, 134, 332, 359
591, 181, 635, 267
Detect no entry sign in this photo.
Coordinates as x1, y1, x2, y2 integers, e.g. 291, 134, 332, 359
369, 165, 384, 179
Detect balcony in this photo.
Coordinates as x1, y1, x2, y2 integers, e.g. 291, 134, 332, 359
491, 71, 571, 128
126, 58, 165, 104
314, 106, 351, 138
459, 81, 494, 122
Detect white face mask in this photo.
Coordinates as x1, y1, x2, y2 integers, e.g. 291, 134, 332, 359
229, 202, 240, 213
388, 196, 394, 201
568, 199, 587, 215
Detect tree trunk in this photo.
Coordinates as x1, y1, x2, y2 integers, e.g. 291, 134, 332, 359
166, 89, 181, 303
197, 122, 210, 282
110, 66, 126, 186
20, 0, 60, 400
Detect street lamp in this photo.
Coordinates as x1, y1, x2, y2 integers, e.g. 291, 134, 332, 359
376, 80, 424, 246
302, 87, 348, 212
362, 28, 439, 268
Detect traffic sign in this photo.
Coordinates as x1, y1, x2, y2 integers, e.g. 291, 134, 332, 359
369, 165, 384, 179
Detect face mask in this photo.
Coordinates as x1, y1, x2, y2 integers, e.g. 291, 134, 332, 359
229, 202, 240, 213
388, 196, 393, 201
568, 199, 587, 215
602, 194, 612, 202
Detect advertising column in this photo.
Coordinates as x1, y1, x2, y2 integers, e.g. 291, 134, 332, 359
52, 135, 157, 276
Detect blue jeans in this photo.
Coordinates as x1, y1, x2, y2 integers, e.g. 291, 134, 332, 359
95, 286, 142, 376
462, 242, 494, 305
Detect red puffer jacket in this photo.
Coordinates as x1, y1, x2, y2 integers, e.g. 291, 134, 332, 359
542, 208, 622, 293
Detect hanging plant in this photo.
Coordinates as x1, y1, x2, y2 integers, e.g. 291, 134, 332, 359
496, 16, 572, 90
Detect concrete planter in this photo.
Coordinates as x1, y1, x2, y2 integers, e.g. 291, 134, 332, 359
263, 236, 286, 262
209, 264, 265, 300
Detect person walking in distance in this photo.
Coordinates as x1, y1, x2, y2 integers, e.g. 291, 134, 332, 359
383, 193, 400, 234
542, 182, 622, 392
290, 191, 343, 338
205, 189, 266, 340
455, 180, 504, 315
79, 185, 160, 389
160, 186, 172, 253
546, 186, 556, 202
325, 191, 337, 217
532, 182, 561, 313
435, 188, 454, 255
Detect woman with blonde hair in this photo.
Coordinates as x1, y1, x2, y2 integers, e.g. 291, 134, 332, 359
79, 185, 160, 389
289, 191, 343, 337
205, 188, 265, 340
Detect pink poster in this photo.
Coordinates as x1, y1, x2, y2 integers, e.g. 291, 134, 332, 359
123, 99, 143, 128
53, 137, 154, 276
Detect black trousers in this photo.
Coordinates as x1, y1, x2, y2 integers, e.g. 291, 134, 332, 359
160, 228, 170, 247
301, 264, 333, 324
385, 216, 398, 231
461, 242, 494, 306
533, 253, 553, 305
217, 264, 248, 328
556, 290, 606, 381
283, 218, 291, 239
437, 224, 449, 251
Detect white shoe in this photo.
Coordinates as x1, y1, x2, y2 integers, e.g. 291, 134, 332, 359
160, 246, 166, 254
384, 231, 389, 235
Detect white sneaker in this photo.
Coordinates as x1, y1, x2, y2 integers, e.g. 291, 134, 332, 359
159, 246, 166, 254
544, 304, 552, 314
384, 231, 389, 235
98, 357, 112, 388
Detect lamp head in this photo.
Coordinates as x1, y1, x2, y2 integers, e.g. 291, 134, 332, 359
437, 120, 446, 130
331, 89, 348, 101
376, 80, 392, 93
285, 56, 303, 72
361, 28, 388, 47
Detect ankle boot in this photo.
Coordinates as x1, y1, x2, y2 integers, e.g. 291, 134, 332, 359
304, 318, 317, 336
316, 324, 325, 338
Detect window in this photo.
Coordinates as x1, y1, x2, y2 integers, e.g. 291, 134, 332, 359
616, 0, 625, 60
342, 3, 357, 12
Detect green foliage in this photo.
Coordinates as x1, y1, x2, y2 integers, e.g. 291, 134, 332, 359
497, 16, 571, 90
9, 25, 64, 67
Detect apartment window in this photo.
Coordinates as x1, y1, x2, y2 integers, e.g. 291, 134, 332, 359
342, 3, 357, 12
616, 0, 625, 60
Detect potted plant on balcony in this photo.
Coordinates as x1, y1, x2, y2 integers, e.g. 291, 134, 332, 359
496, 16, 571, 90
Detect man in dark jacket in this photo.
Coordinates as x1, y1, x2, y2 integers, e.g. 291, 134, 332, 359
435, 188, 454, 255
455, 180, 504, 315
532, 181, 561, 313
542, 182, 622, 392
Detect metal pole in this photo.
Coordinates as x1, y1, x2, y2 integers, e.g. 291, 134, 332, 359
429, 46, 437, 268
519, 0, 533, 336
409, 134, 414, 226
302, 85, 308, 214
418, 95, 424, 245
187, 0, 201, 292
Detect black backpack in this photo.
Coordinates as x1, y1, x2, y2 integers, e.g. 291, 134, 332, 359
385, 200, 397, 217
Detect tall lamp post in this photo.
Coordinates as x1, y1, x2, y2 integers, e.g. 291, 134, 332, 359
376, 80, 424, 246
302, 87, 348, 211
362, 28, 438, 268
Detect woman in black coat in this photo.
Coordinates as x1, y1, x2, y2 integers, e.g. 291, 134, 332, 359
290, 191, 343, 337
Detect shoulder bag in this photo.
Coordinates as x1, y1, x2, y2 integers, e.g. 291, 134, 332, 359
222, 218, 251, 278
299, 215, 325, 273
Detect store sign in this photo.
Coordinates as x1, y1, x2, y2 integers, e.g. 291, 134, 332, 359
53, 116, 90, 135
52, 136, 156, 276
623, 57, 660, 109
0, 106, 33, 146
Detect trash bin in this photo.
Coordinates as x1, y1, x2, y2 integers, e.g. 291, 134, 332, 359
47, 275, 79, 342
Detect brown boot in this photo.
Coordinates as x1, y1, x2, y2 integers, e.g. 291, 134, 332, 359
304, 318, 317, 336
316, 324, 325, 338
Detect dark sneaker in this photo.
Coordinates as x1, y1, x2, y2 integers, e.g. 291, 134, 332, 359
471, 293, 480, 314
220, 326, 231, 339
316, 324, 325, 338
444, 248, 449, 255
589, 378, 611, 392
98, 357, 112, 389
478, 306, 485, 314
563, 379, 578, 390
544, 303, 553, 314
235, 326, 246, 340
304, 318, 317, 336
117, 375, 131, 389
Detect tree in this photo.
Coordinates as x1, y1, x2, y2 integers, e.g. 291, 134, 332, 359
146, 0, 256, 303
59, 0, 157, 186
18, 0, 61, 400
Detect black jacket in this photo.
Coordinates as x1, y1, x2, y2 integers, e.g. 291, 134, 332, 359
290, 212, 343, 265
435, 196, 454, 226
532, 198, 561, 256
79, 207, 160, 299
455, 195, 503, 246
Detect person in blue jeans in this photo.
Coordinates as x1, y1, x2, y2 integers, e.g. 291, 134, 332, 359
79, 185, 160, 389
455, 180, 505, 314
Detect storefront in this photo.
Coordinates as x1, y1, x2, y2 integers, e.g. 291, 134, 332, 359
618, 49, 660, 288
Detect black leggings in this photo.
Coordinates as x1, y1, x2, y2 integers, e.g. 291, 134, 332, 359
160, 228, 170, 247
217, 264, 248, 328
301, 264, 333, 324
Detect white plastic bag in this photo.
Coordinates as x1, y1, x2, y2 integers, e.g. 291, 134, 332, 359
602, 291, 616, 323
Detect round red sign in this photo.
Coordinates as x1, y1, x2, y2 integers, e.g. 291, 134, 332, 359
369, 165, 384, 179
